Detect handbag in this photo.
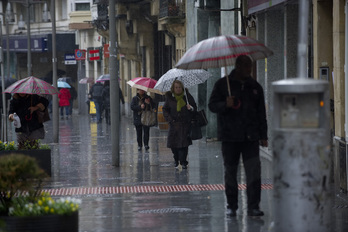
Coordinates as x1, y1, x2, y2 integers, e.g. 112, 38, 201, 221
141, 107, 157, 127
190, 120, 203, 140
195, 109, 208, 127
37, 108, 50, 123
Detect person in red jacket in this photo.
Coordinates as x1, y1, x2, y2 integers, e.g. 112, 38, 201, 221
58, 88, 71, 119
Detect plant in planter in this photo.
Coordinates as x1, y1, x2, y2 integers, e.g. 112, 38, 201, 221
0, 140, 52, 176
0, 154, 80, 232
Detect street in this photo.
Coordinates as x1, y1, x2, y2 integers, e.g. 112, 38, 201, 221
7, 114, 348, 232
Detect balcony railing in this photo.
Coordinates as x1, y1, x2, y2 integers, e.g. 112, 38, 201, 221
159, 0, 185, 18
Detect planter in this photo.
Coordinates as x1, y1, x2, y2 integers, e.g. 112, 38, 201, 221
0, 150, 51, 176
0, 211, 78, 232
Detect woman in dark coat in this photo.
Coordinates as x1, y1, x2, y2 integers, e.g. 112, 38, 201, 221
130, 89, 156, 151
8, 93, 49, 149
163, 80, 197, 169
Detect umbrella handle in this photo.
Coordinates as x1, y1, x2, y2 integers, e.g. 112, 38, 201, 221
225, 66, 231, 96
184, 88, 189, 103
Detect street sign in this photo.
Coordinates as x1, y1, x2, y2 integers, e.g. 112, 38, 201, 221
75, 49, 86, 60
65, 53, 76, 65
104, 44, 109, 58
89, 49, 100, 61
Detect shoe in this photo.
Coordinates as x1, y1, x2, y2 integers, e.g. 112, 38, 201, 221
66, 116, 69, 119
174, 162, 179, 169
182, 164, 187, 169
247, 209, 264, 217
226, 208, 237, 217
138, 146, 142, 151
145, 146, 149, 150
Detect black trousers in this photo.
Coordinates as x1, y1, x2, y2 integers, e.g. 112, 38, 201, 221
171, 147, 188, 165
135, 125, 150, 147
222, 141, 261, 211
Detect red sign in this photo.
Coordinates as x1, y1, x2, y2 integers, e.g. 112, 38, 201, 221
89, 49, 100, 61
104, 44, 110, 58
74, 49, 86, 60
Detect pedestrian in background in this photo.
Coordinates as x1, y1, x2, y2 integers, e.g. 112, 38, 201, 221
131, 89, 155, 151
69, 84, 77, 116
89, 81, 104, 123
58, 88, 71, 119
162, 80, 197, 169
102, 80, 125, 125
208, 55, 268, 217
8, 94, 49, 149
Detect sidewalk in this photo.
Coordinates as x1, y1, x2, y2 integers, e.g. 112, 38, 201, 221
9, 114, 348, 232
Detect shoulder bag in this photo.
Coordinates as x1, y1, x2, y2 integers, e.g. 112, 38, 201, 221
195, 109, 208, 127
37, 108, 50, 123
141, 105, 157, 127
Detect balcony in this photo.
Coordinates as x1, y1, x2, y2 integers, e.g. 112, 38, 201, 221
159, 0, 185, 19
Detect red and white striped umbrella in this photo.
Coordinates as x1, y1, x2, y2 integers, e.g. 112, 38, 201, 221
127, 77, 163, 95
4, 76, 60, 95
175, 35, 273, 69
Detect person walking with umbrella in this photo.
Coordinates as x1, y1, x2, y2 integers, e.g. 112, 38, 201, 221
162, 80, 197, 169
8, 94, 49, 149
130, 89, 156, 151
58, 88, 71, 119
208, 55, 268, 217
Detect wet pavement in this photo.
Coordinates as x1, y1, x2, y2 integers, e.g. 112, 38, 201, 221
6, 113, 348, 232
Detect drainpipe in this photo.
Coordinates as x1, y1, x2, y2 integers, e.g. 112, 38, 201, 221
345, 2, 348, 142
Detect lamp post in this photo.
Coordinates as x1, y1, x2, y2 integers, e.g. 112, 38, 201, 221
0, 20, 6, 141
26, 0, 32, 76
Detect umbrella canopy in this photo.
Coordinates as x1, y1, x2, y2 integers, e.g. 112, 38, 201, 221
58, 77, 72, 83
127, 77, 163, 95
154, 68, 212, 93
57, 81, 71, 88
96, 74, 110, 83
4, 76, 60, 95
175, 35, 273, 70
79, 77, 94, 84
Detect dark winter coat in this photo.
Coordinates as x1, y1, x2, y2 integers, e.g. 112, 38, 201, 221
163, 90, 197, 148
102, 86, 125, 108
208, 70, 268, 142
130, 93, 156, 126
89, 82, 104, 102
9, 94, 49, 133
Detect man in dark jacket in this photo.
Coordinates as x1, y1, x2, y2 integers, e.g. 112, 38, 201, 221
89, 81, 104, 123
208, 55, 268, 217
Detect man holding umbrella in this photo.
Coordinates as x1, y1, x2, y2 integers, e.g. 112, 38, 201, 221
209, 55, 268, 217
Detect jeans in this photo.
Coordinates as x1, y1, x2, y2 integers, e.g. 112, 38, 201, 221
60, 106, 70, 116
135, 125, 149, 147
94, 99, 102, 122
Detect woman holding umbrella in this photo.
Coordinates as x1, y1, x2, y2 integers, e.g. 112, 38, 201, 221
162, 80, 197, 169
8, 94, 49, 149
130, 89, 156, 151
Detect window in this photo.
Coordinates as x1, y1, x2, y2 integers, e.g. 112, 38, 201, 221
76, 3, 90, 11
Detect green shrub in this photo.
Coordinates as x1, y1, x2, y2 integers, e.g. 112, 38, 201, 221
0, 154, 48, 216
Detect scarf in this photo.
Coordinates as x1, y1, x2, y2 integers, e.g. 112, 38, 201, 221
174, 93, 186, 112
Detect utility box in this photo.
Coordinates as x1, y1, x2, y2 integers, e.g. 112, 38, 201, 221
271, 78, 331, 232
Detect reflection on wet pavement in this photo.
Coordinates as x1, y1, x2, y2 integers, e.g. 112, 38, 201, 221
6, 114, 348, 232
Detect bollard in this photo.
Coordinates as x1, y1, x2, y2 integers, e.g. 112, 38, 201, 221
271, 78, 331, 232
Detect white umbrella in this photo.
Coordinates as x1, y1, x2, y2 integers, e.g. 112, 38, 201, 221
154, 68, 212, 93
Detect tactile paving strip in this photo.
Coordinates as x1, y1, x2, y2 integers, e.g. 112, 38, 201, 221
41, 183, 273, 196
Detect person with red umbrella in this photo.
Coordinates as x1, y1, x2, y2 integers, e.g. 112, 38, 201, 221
130, 89, 156, 151
209, 55, 268, 217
